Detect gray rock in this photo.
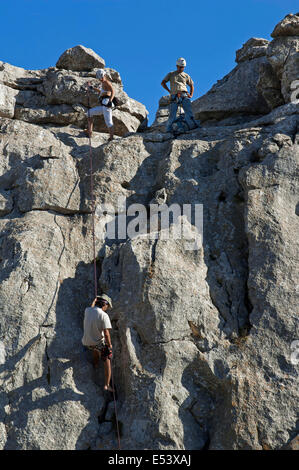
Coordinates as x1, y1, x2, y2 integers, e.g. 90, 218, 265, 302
267, 36, 299, 103
105, 401, 116, 421
0, 83, 18, 118
271, 12, 299, 38
0, 17, 298, 451
282, 435, 299, 450
236, 37, 269, 63
192, 57, 271, 121
38, 68, 147, 134
0, 190, 13, 215
98, 421, 113, 436
256, 62, 284, 110
56, 45, 106, 71
0, 61, 46, 89
1, 51, 147, 135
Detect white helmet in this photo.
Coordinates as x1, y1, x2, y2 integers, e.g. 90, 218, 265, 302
176, 57, 186, 67
96, 69, 106, 79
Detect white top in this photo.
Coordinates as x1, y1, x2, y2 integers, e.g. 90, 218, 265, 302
82, 307, 112, 346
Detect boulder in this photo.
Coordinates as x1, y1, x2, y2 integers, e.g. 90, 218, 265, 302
271, 12, 299, 37
267, 36, 299, 102
56, 45, 105, 71
192, 57, 271, 121
236, 37, 269, 63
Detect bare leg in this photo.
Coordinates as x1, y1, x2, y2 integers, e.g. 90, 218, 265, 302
92, 349, 100, 369
103, 359, 114, 392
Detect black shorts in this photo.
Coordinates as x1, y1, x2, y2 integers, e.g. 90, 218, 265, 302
88, 344, 112, 361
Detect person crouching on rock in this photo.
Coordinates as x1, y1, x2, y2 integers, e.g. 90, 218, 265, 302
82, 294, 114, 392
86, 69, 115, 142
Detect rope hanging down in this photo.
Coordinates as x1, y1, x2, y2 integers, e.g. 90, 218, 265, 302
87, 84, 121, 450
87, 84, 98, 299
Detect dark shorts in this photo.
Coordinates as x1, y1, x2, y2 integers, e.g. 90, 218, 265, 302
87, 344, 112, 361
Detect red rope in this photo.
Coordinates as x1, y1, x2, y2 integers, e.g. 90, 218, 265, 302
87, 83, 121, 450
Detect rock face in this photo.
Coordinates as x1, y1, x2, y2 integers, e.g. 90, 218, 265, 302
0, 18, 299, 450
193, 14, 299, 121
0, 46, 148, 136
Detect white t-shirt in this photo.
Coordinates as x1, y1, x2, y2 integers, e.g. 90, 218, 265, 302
82, 307, 112, 346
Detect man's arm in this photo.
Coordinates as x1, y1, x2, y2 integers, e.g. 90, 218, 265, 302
103, 328, 112, 348
161, 79, 171, 94
161, 72, 171, 94
188, 81, 194, 99
91, 297, 97, 308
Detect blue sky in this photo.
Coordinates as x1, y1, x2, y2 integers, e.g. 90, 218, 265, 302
1, 0, 297, 122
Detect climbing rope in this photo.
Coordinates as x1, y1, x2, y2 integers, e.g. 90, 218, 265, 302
87, 83, 121, 450
87, 83, 98, 299
111, 363, 121, 450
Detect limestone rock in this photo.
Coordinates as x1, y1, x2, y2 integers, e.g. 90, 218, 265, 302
282, 435, 299, 450
0, 16, 299, 451
151, 95, 170, 129
0, 83, 18, 118
98, 226, 223, 450
256, 62, 284, 110
193, 17, 297, 120
0, 190, 13, 216
236, 37, 269, 63
267, 36, 299, 102
56, 45, 105, 71
192, 57, 271, 121
271, 12, 299, 38
0, 61, 45, 89
0, 50, 148, 135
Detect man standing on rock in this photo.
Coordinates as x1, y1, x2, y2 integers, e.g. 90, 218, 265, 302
161, 58, 198, 134
82, 294, 114, 392
86, 69, 115, 141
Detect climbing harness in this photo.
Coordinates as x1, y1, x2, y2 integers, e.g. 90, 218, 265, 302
87, 83, 121, 450
88, 84, 118, 109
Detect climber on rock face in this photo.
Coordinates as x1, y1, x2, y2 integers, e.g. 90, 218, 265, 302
161, 57, 198, 134
85, 69, 115, 141
82, 294, 114, 392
